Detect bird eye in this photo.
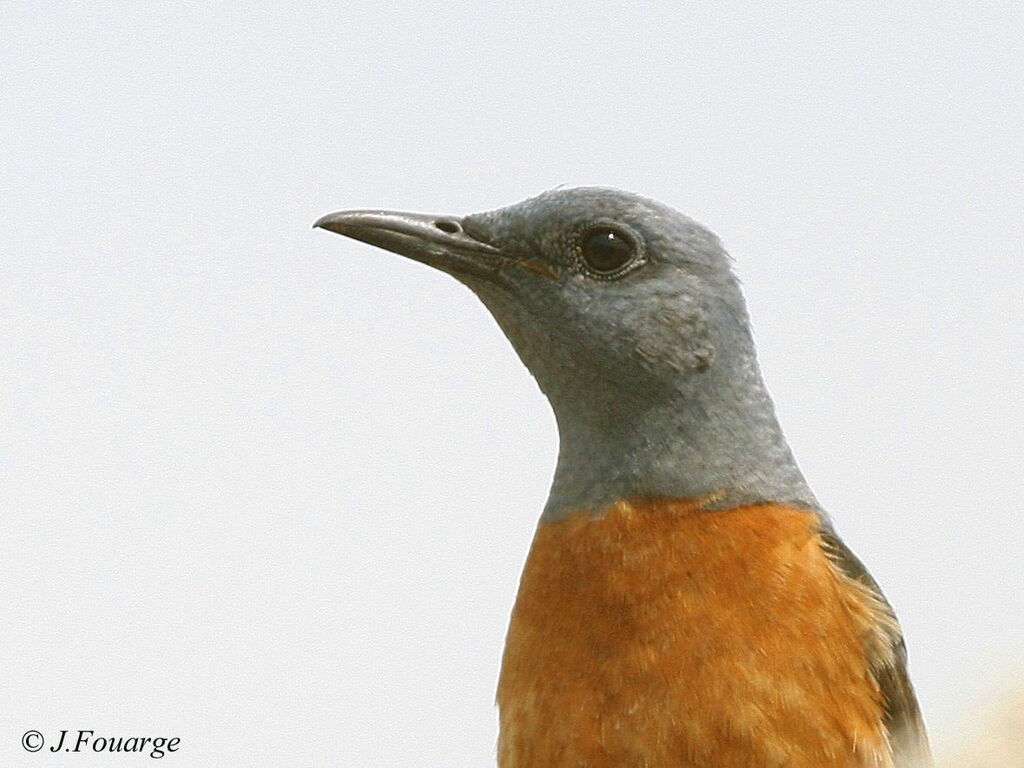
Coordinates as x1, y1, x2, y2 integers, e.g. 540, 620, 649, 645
579, 227, 637, 276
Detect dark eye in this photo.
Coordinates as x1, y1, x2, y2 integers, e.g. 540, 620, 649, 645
580, 227, 637, 275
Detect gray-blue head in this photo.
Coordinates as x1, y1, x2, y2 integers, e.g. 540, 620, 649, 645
316, 187, 816, 521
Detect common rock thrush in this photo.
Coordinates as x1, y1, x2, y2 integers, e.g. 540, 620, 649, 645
315, 187, 932, 768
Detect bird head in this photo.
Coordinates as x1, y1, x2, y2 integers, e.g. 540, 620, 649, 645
316, 187, 813, 518
315, 188, 748, 408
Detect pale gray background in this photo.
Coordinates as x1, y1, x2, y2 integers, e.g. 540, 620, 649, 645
2, 2, 1022, 766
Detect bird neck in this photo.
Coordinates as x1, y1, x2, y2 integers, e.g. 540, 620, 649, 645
540, 339, 817, 523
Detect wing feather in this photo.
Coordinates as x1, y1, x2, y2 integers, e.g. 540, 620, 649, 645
820, 527, 934, 768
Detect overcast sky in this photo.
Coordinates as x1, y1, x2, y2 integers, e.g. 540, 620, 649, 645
3, 2, 1022, 766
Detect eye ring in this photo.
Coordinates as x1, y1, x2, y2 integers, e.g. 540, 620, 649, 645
577, 225, 641, 277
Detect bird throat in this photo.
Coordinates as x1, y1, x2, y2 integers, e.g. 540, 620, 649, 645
539, 344, 818, 523
496, 499, 893, 768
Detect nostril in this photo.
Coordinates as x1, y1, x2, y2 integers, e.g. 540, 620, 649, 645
435, 219, 460, 234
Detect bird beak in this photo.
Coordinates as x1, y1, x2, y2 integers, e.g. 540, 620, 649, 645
314, 209, 509, 281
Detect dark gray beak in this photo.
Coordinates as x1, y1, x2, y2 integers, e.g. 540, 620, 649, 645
314, 209, 507, 280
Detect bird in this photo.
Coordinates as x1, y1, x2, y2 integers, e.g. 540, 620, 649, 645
314, 187, 933, 768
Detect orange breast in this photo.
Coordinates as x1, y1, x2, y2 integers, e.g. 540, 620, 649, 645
497, 500, 892, 768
